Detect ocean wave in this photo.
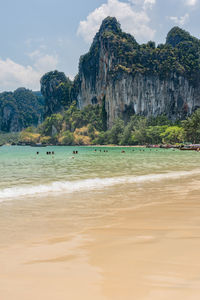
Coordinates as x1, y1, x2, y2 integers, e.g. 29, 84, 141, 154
0, 169, 199, 201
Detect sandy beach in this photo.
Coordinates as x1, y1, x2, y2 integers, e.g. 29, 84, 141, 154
1, 172, 200, 300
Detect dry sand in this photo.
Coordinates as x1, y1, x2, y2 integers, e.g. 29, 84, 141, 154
1, 178, 200, 300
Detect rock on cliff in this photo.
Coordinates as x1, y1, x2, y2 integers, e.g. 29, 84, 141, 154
77, 17, 200, 128
0, 93, 20, 132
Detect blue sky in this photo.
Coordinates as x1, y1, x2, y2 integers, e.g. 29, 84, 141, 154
0, 0, 199, 91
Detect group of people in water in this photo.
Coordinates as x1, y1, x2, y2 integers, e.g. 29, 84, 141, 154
94, 149, 108, 152
36, 151, 55, 155
36, 150, 79, 156
35, 148, 164, 157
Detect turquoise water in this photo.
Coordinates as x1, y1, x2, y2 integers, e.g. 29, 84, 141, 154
0, 145, 200, 201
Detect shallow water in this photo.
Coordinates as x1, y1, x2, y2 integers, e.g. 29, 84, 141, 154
0, 145, 200, 199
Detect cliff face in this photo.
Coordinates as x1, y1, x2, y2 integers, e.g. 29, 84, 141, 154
0, 101, 20, 132
105, 73, 200, 127
77, 17, 200, 128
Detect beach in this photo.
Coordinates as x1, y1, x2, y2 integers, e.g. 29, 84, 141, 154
0, 146, 200, 299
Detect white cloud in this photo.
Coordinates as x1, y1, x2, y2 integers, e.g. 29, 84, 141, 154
25, 37, 45, 48
77, 0, 155, 44
185, 0, 197, 6
28, 49, 58, 72
169, 13, 189, 26
28, 50, 41, 59
129, 0, 156, 8
0, 58, 40, 92
0, 51, 58, 92
143, 0, 156, 9
34, 54, 58, 72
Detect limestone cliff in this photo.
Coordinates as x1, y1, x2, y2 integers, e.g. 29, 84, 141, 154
0, 88, 44, 132
77, 17, 200, 128
40, 70, 73, 118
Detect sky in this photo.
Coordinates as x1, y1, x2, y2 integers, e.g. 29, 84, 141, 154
0, 0, 200, 92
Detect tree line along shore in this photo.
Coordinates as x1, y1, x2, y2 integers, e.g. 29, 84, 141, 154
0, 102, 200, 147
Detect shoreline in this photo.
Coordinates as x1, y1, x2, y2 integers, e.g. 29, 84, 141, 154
1, 143, 179, 148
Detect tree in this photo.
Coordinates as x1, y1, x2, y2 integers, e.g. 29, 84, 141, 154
39, 113, 63, 137
146, 125, 168, 144
108, 118, 124, 145
101, 97, 107, 131
160, 126, 185, 144
59, 131, 74, 145
120, 115, 142, 145
182, 108, 200, 143
131, 118, 148, 145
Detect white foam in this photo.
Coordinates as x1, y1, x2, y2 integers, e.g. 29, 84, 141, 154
0, 169, 199, 202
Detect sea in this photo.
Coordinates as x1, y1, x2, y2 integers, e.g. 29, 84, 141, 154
1, 145, 200, 200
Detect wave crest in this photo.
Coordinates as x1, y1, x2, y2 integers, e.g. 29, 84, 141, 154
0, 169, 199, 202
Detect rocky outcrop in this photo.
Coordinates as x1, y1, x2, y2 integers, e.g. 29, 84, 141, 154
40, 70, 73, 118
0, 101, 20, 132
0, 88, 44, 132
77, 17, 200, 128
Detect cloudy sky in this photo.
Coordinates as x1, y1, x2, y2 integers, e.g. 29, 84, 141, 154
0, 0, 199, 91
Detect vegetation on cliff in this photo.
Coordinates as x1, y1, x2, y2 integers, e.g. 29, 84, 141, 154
80, 17, 200, 86
40, 70, 74, 117
0, 88, 44, 133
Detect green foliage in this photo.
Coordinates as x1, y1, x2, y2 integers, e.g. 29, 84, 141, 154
146, 126, 168, 144
108, 118, 125, 144
182, 108, 200, 143
101, 97, 107, 131
160, 126, 185, 144
64, 101, 105, 132
59, 130, 74, 145
36, 107, 188, 146
3, 104, 200, 146
166, 26, 199, 48
20, 131, 41, 144
147, 115, 172, 126
40, 70, 73, 117
0, 88, 44, 132
80, 17, 200, 87
131, 118, 148, 145
120, 115, 144, 145
39, 113, 63, 136
13, 88, 44, 127
31, 101, 107, 145
0, 133, 20, 145
93, 131, 110, 145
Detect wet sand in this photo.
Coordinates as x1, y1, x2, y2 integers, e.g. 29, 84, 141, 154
1, 177, 200, 299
